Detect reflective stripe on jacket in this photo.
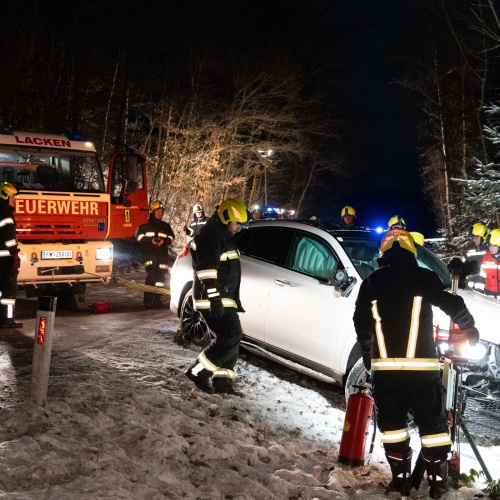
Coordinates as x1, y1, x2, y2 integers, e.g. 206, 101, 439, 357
192, 212, 243, 311
0, 202, 18, 257
353, 248, 475, 372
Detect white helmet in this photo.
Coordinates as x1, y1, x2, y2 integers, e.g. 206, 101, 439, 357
193, 204, 204, 213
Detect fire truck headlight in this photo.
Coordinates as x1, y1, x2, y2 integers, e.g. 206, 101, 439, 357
96, 247, 112, 261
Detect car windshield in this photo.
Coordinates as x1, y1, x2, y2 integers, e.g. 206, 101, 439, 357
334, 231, 452, 287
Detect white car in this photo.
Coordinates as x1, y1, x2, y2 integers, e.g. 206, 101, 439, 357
170, 219, 500, 396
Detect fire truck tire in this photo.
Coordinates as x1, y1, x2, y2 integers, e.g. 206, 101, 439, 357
48, 283, 86, 309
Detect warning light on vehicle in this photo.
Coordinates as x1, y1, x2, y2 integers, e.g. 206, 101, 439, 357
37, 317, 47, 344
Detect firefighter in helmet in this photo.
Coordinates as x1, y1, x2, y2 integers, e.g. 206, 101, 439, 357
388, 215, 406, 230
0, 183, 22, 328
409, 231, 425, 247
340, 205, 366, 229
135, 200, 175, 308
185, 203, 208, 241
353, 229, 479, 498
464, 223, 488, 291
185, 198, 248, 396
481, 229, 500, 299
340, 205, 356, 227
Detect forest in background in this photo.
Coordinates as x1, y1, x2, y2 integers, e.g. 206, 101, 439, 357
1, 0, 500, 242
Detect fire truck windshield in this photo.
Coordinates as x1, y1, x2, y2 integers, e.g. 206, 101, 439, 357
0, 149, 105, 193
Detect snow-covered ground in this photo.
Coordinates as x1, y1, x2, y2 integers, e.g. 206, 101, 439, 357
0, 274, 498, 499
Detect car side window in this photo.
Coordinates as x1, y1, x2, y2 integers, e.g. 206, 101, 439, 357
235, 227, 294, 264
288, 233, 339, 280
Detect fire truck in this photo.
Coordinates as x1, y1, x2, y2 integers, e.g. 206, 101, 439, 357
0, 130, 149, 306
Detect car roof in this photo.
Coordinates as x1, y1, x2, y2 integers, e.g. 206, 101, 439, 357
248, 218, 379, 240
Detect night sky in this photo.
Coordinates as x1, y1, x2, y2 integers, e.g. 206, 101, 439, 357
322, 2, 435, 235
0, 1, 437, 235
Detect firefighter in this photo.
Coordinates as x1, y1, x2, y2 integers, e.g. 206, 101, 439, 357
135, 200, 175, 308
340, 205, 367, 229
387, 215, 406, 230
185, 198, 248, 396
409, 231, 425, 247
0, 183, 22, 328
340, 205, 356, 227
185, 204, 208, 241
464, 223, 488, 291
481, 229, 500, 299
250, 208, 262, 220
353, 229, 479, 498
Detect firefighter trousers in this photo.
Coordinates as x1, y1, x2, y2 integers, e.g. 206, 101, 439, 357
200, 308, 243, 376
373, 371, 451, 460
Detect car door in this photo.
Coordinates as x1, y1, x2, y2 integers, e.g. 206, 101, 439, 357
236, 226, 294, 343
264, 231, 356, 373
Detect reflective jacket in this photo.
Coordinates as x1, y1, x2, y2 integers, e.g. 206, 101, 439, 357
463, 241, 487, 268
0, 201, 19, 258
481, 251, 500, 293
187, 214, 208, 238
192, 213, 243, 312
353, 248, 474, 372
135, 215, 175, 267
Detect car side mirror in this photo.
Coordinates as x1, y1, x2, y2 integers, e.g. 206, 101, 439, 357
330, 269, 357, 297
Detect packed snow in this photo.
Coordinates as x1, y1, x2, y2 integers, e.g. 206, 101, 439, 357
0, 274, 498, 499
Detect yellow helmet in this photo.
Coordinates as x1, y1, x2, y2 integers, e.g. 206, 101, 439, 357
149, 200, 164, 211
409, 231, 425, 246
388, 215, 406, 230
0, 182, 17, 200
471, 223, 487, 238
217, 198, 248, 225
380, 229, 417, 256
487, 229, 500, 246
341, 205, 356, 217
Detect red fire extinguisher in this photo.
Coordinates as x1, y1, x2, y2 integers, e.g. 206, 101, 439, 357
338, 384, 374, 466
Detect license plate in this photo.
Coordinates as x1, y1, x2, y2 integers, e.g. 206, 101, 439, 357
41, 250, 73, 260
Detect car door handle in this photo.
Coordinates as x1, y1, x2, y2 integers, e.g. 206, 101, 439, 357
275, 279, 291, 287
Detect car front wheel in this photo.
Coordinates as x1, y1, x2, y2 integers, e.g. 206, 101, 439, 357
180, 289, 211, 346
344, 357, 371, 403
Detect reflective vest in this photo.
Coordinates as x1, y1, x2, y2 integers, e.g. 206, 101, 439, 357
481, 252, 500, 293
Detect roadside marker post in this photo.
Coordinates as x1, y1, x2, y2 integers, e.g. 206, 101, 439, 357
30, 296, 57, 407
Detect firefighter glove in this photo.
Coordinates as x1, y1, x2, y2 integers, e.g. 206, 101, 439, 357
210, 297, 225, 318
182, 225, 188, 232
447, 257, 464, 275
465, 326, 480, 346
13, 253, 21, 269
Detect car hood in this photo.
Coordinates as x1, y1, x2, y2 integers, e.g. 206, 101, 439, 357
432, 289, 500, 346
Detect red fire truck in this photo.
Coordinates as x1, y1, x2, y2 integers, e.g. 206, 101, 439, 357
0, 130, 149, 306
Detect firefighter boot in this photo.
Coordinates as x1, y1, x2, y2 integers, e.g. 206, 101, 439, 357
153, 293, 165, 308
185, 361, 214, 394
144, 292, 155, 309
386, 449, 412, 496
212, 378, 245, 397
425, 458, 449, 498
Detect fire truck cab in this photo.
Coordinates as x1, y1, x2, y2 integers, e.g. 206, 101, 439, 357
0, 130, 148, 306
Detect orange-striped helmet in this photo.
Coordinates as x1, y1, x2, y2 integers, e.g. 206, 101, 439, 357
380, 229, 416, 256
